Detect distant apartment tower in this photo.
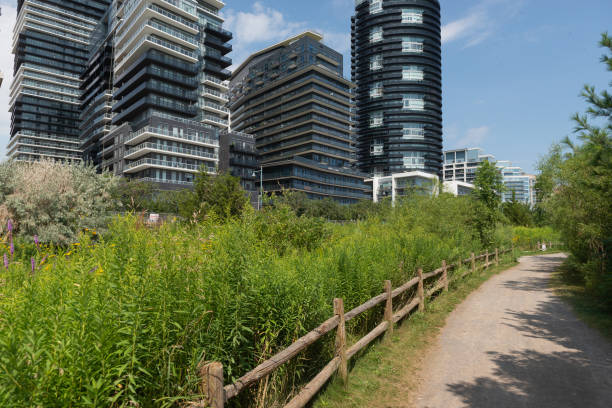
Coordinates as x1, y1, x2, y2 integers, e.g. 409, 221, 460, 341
443, 147, 495, 184
352, 0, 443, 177
499, 164, 537, 207
229, 32, 370, 204
7, 0, 111, 161
444, 147, 537, 206
93, 0, 232, 188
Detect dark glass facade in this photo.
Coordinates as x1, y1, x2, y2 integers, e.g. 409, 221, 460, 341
80, 7, 114, 166
229, 32, 370, 204
8, 0, 110, 161
352, 0, 442, 177
219, 130, 259, 207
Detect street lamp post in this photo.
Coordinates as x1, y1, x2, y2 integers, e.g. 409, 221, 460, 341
253, 166, 263, 210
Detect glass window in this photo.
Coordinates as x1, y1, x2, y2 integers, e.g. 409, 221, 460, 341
370, 54, 383, 70
403, 94, 425, 110
370, 111, 383, 128
371, 140, 384, 156
402, 9, 423, 24
403, 152, 425, 169
370, 82, 383, 98
370, 26, 383, 43
370, 0, 382, 14
402, 37, 424, 53
402, 66, 424, 81
402, 123, 425, 139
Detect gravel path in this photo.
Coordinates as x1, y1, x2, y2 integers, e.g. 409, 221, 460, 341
414, 254, 612, 408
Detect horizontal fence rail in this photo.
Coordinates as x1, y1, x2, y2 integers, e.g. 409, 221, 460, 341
190, 243, 560, 408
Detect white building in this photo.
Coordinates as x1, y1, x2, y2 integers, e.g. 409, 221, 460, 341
443, 148, 495, 184
368, 171, 439, 204
443, 180, 475, 196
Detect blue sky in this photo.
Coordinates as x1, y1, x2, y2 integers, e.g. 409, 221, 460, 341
0, 0, 610, 173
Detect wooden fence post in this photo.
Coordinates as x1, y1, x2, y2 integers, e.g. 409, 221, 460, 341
417, 268, 425, 312
495, 248, 499, 266
201, 362, 224, 408
471, 253, 476, 274
333, 298, 347, 387
442, 260, 448, 292
485, 251, 489, 269
384, 280, 393, 336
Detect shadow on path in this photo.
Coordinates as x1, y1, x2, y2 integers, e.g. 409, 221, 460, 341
445, 256, 612, 408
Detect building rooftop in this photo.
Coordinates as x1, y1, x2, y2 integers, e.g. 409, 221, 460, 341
231, 31, 323, 79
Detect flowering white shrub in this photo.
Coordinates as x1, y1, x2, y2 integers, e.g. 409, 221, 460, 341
0, 160, 119, 244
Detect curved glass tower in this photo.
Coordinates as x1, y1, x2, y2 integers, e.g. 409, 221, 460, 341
352, 0, 442, 177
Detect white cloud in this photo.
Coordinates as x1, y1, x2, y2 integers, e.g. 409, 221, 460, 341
441, 12, 485, 44
223, 2, 351, 74
223, 2, 308, 71
0, 4, 17, 159
456, 126, 490, 148
441, 0, 526, 48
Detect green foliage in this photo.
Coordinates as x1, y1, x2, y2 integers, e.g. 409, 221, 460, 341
271, 191, 390, 221
511, 226, 559, 248
538, 33, 612, 308
472, 160, 505, 248
0, 159, 119, 245
180, 170, 249, 222
501, 192, 535, 227
0, 195, 512, 407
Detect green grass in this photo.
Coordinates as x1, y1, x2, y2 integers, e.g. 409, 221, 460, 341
0, 195, 558, 408
313, 254, 519, 408
551, 266, 612, 342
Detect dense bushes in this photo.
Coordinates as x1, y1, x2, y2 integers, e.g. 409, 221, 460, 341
0, 194, 515, 407
537, 33, 611, 308
0, 160, 118, 245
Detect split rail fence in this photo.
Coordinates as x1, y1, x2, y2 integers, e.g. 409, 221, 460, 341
191, 243, 557, 408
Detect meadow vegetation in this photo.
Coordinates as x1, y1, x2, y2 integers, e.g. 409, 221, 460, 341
0, 190, 554, 407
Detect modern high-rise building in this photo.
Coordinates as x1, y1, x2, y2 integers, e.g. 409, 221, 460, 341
352, 0, 443, 177
7, 0, 111, 161
92, 0, 233, 188
7, 0, 233, 191
80, 7, 114, 167
229, 32, 370, 204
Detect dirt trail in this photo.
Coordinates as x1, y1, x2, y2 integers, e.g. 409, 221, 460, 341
414, 254, 612, 408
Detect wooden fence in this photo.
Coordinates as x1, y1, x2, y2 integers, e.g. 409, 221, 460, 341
190, 244, 557, 408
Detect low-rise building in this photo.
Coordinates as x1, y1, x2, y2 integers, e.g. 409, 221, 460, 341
443, 147, 495, 184
443, 180, 474, 196
369, 171, 439, 204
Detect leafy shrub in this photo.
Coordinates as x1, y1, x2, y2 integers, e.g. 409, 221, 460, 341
0, 160, 119, 245
512, 226, 560, 249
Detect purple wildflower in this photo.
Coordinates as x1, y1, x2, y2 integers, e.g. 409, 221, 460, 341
3, 254, 8, 270
10, 240, 14, 258
31, 257, 35, 274
34, 235, 40, 249
7, 219, 13, 233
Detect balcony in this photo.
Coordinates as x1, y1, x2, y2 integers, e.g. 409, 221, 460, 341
124, 142, 218, 160
125, 126, 219, 147
124, 158, 214, 174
